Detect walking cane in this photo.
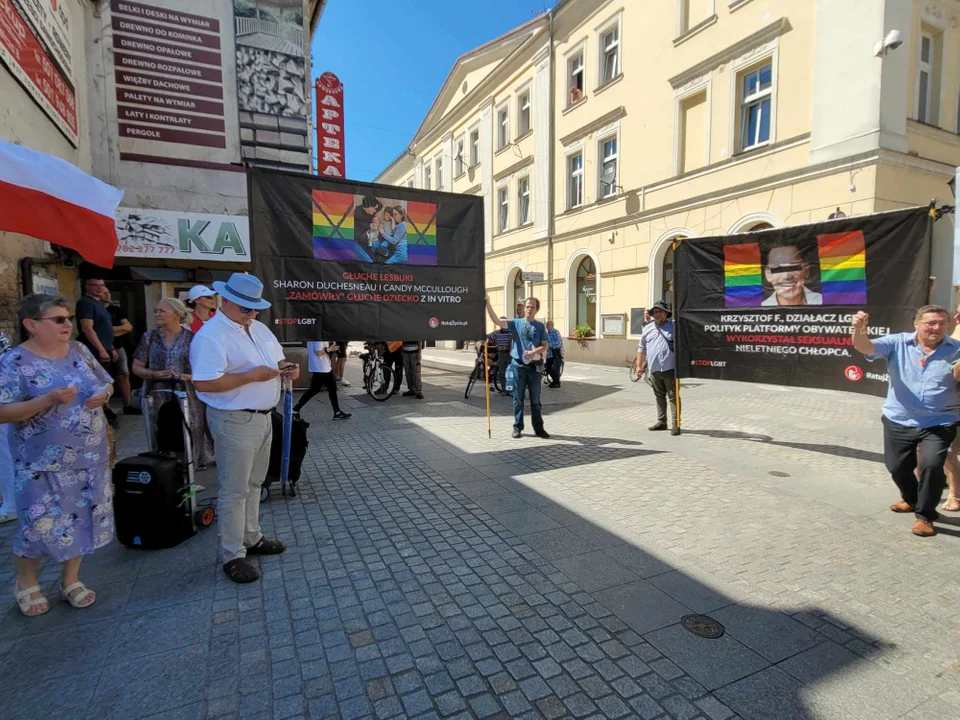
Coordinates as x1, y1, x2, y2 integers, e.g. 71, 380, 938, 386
484, 340, 492, 439
280, 376, 293, 497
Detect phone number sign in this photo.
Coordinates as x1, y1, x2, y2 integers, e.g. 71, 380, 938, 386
0, 0, 78, 146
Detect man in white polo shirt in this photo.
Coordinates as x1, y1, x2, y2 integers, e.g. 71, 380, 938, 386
190, 273, 300, 583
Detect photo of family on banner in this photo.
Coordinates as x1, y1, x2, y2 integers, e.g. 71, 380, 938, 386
312, 190, 438, 266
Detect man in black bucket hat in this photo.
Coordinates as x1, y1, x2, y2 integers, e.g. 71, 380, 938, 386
636, 301, 679, 436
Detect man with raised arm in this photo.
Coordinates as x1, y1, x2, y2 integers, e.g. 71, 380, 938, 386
852, 306, 960, 536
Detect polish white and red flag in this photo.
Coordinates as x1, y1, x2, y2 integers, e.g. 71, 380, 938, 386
0, 139, 123, 268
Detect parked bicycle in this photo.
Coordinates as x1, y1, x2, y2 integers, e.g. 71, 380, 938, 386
360, 341, 401, 401
465, 343, 504, 398
542, 355, 565, 386
626, 356, 653, 387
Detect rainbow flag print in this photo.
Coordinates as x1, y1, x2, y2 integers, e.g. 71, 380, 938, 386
312, 190, 356, 261
406, 201, 438, 266
724, 243, 763, 307
817, 230, 867, 305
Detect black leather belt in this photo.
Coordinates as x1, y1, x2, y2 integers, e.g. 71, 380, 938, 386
240, 409, 272, 414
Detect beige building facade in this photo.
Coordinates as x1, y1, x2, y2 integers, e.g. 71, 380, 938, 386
376, 0, 960, 364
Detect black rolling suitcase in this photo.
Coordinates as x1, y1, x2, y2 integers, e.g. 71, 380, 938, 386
263, 410, 309, 499
113, 387, 214, 548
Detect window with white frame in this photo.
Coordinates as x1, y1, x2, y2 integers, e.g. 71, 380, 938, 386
518, 90, 531, 136
568, 51, 585, 105
517, 175, 531, 225
497, 105, 509, 150
423, 165, 431, 190
916, 30, 941, 125
567, 152, 584, 209
469, 127, 480, 166
599, 23, 620, 85
738, 62, 773, 152
454, 135, 465, 176
497, 184, 509, 233
435, 157, 443, 190
598, 136, 618, 199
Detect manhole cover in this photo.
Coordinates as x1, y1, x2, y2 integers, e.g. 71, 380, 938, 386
681, 614, 724, 639
768, 470, 791, 477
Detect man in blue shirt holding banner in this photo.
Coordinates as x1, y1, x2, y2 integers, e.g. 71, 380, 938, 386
486, 295, 549, 439
852, 305, 960, 537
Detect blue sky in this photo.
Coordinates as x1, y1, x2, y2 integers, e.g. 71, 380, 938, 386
310, 0, 554, 182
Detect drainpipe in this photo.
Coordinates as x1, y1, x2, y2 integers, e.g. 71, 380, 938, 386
546, 9, 556, 318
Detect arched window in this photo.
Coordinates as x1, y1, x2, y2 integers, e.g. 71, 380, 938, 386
661, 243, 677, 311
745, 222, 774, 232
575, 256, 597, 329
513, 271, 526, 317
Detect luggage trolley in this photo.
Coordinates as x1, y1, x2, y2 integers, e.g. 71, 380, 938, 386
113, 384, 215, 549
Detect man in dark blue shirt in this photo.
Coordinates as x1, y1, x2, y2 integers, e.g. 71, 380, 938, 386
486, 295, 549, 439
76, 277, 118, 425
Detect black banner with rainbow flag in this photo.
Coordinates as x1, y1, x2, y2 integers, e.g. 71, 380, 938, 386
249, 168, 485, 342
674, 207, 931, 396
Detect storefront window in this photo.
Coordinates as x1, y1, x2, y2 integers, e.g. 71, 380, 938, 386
513, 271, 526, 317
575, 256, 596, 329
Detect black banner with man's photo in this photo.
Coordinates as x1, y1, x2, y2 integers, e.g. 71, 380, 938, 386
249, 167, 485, 342
675, 207, 931, 396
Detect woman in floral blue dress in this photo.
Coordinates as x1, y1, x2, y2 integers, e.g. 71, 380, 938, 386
0, 294, 114, 616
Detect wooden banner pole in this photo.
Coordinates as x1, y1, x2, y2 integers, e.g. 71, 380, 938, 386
672, 239, 681, 430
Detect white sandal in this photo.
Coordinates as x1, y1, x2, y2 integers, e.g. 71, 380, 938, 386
14, 583, 49, 617
59, 581, 96, 609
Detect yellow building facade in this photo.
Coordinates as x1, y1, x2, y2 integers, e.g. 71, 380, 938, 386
376, 0, 960, 364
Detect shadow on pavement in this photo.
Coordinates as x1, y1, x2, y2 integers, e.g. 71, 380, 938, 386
0, 368, 930, 720
686, 428, 885, 464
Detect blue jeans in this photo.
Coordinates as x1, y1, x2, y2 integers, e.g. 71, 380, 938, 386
510, 362, 544, 433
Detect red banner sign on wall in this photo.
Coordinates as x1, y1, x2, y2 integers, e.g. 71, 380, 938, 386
0, 0, 78, 146
315, 72, 345, 178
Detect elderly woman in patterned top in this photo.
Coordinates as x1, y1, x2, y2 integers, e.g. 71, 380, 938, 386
132, 297, 214, 468
0, 294, 115, 616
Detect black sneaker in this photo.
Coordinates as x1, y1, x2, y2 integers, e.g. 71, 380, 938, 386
648, 423, 668, 431
247, 537, 286, 555
415, 393, 424, 400
535, 430, 551, 439
512, 429, 522, 438
123, 405, 142, 415
333, 411, 352, 420
402, 390, 416, 397
223, 558, 260, 584
671, 427, 681, 436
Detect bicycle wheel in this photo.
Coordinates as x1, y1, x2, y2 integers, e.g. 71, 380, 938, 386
465, 365, 479, 399
368, 362, 393, 402
492, 367, 504, 393
557, 358, 565, 378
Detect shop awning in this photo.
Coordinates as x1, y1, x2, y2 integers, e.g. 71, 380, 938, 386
131, 267, 189, 282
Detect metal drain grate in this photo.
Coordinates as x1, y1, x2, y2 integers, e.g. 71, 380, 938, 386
681, 614, 725, 639
768, 470, 791, 477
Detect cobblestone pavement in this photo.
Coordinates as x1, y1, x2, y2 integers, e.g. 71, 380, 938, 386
2, 349, 960, 719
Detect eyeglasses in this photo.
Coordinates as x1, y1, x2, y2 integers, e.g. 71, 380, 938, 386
919, 321, 947, 328
239, 306, 258, 315
34, 315, 74, 325
768, 264, 804, 274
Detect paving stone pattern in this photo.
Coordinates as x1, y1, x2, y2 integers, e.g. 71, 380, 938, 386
0, 350, 959, 719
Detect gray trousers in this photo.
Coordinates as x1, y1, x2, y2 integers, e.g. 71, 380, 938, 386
651, 370, 677, 427
402, 350, 422, 393
207, 408, 272, 562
